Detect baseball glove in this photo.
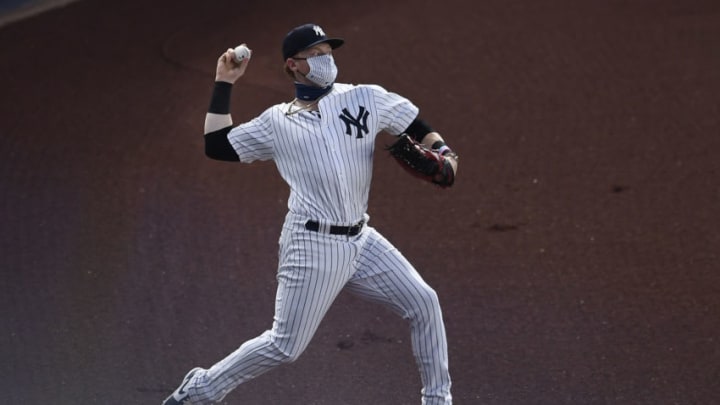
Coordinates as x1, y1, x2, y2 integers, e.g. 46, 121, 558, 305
388, 134, 456, 188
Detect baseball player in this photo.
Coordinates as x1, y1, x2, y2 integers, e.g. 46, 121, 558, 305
163, 23, 458, 405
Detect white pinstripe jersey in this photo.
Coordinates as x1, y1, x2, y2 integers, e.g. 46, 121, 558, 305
227, 83, 419, 224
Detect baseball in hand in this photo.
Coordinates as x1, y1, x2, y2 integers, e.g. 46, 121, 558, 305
232, 45, 252, 63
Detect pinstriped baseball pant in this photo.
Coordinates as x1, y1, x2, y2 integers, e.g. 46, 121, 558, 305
187, 217, 452, 404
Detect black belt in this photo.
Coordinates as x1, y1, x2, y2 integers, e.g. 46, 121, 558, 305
305, 219, 365, 236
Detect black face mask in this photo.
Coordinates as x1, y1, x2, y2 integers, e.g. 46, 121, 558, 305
294, 82, 333, 101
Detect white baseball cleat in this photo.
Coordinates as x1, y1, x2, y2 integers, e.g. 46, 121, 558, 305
162, 367, 202, 405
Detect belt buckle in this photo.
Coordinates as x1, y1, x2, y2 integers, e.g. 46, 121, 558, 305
349, 220, 364, 236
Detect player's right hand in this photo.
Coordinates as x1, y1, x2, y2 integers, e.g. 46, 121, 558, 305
215, 47, 250, 84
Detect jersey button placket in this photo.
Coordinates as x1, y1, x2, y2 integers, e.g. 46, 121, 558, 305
321, 107, 353, 221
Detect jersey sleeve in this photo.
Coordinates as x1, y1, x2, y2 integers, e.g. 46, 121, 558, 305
368, 84, 420, 136
227, 108, 275, 162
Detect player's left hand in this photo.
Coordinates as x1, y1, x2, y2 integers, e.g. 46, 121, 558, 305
443, 153, 458, 177
388, 135, 457, 188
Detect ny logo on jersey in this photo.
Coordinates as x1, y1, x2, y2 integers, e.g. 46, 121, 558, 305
339, 106, 370, 138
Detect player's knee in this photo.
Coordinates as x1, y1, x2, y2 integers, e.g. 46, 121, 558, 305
269, 339, 305, 364
419, 284, 440, 306
411, 286, 442, 322
275, 347, 304, 364
285, 350, 303, 363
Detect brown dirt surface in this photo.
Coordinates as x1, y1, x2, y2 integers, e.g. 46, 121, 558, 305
1, 1, 719, 404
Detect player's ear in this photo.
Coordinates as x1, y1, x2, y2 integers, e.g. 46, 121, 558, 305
286, 58, 299, 71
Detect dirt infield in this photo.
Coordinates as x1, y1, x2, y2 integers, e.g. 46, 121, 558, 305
1, 0, 718, 404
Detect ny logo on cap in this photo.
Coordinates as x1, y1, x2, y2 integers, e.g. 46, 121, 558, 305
313, 25, 325, 37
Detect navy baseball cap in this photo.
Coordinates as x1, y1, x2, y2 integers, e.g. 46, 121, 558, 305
282, 23, 344, 60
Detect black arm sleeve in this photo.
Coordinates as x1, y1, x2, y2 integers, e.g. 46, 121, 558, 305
204, 126, 240, 161
403, 117, 435, 142
208, 81, 233, 114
